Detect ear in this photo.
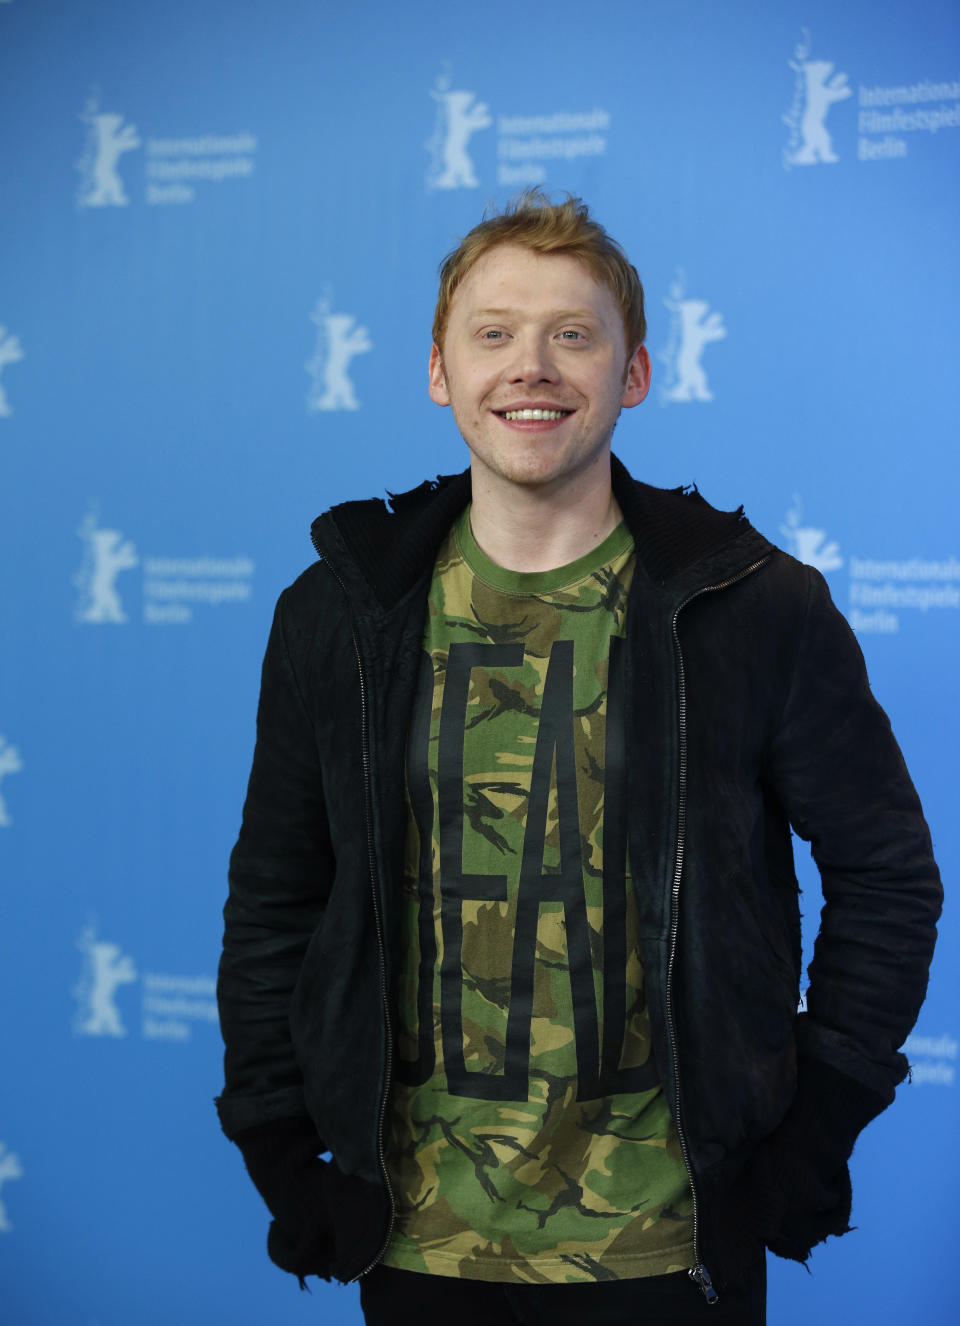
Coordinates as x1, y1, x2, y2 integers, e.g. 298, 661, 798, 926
428, 343, 450, 406
621, 345, 651, 408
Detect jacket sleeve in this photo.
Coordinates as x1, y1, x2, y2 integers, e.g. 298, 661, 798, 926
216, 586, 336, 1141
768, 565, 941, 1099
752, 564, 942, 1260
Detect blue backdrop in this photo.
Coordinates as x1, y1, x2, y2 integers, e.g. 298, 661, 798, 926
1, 1, 957, 1321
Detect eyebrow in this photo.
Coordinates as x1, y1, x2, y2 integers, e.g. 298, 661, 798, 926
468, 307, 601, 320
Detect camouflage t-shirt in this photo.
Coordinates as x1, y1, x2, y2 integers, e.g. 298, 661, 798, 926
382, 509, 694, 1284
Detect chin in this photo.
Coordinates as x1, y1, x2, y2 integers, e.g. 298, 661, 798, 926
488, 454, 570, 487
500, 444, 609, 489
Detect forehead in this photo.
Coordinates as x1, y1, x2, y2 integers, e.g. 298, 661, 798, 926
451, 244, 619, 322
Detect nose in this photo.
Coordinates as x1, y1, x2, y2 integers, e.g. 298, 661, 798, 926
506, 333, 561, 385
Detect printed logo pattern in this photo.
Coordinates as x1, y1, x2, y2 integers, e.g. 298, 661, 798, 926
73, 925, 138, 1037
0, 736, 23, 827
77, 97, 140, 207
76, 93, 258, 208
779, 496, 960, 634
658, 273, 726, 404
0, 326, 23, 416
780, 495, 843, 573
306, 294, 372, 411
424, 68, 611, 190
782, 30, 959, 166
0, 1144, 23, 1233
426, 72, 492, 189
74, 508, 254, 626
72, 923, 218, 1042
783, 31, 851, 168
74, 512, 138, 624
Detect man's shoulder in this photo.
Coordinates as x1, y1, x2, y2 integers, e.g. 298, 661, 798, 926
313, 470, 470, 540
307, 469, 472, 609
611, 457, 780, 587
269, 561, 346, 657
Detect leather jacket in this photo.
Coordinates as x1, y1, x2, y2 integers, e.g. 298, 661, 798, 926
216, 458, 941, 1292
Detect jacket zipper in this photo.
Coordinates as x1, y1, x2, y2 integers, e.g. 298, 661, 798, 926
667, 556, 770, 1305
314, 551, 397, 1281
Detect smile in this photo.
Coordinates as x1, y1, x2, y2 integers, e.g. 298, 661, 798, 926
497, 409, 572, 421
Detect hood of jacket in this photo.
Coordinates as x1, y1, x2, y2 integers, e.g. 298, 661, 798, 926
310, 454, 776, 618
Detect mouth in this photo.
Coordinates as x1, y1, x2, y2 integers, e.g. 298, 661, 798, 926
494, 407, 574, 422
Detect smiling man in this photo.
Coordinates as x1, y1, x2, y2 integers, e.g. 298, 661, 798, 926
216, 193, 940, 1326
427, 240, 650, 570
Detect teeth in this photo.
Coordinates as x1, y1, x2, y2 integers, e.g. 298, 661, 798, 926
501, 408, 569, 421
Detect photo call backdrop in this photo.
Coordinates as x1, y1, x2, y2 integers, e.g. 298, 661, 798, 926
1, 1, 957, 1322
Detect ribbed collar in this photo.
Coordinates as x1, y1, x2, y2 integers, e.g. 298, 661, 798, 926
454, 504, 634, 595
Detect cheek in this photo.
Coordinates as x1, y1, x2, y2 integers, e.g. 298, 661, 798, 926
458, 370, 496, 409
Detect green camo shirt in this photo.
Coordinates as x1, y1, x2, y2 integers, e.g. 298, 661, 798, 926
382, 509, 694, 1283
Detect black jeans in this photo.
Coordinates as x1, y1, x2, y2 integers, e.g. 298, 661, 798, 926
359, 1259, 766, 1325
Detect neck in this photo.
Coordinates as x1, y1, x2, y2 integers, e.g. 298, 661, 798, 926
468, 454, 622, 572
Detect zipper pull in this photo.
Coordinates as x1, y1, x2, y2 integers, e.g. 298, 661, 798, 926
688, 1263, 719, 1305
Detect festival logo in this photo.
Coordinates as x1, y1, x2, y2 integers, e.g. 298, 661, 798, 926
73, 924, 138, 1038
76, 92, 258, 208
778, 497, 959, 635
0, 1144, 23, 1233
848, 553, 960, 634
76, 96, 141, 207
425, 68, 610, 190
74, 511, 138, 624
783, 30, 852, 168
73, 507, 254, 626
426, 71, 492, 189
72, 920, 218, 1042
306, 293, 372, 412
0, 736, 23, 828
780, 495, 843, 573
783, 32, 960, 167
0, 325, 23, 416
658, 272, 727, 405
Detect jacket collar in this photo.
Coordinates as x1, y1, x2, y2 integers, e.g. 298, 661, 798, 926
310, 455, 773, 611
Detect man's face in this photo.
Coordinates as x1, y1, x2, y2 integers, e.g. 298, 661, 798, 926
429, 244, 650, 493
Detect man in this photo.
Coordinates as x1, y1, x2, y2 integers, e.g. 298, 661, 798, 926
216, 193, 941, 1324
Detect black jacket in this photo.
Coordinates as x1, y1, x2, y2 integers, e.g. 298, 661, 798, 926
216, 459, 941, 1293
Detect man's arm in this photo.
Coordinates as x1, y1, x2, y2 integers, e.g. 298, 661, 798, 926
772, 566, 941, 1094
754, 565, 942, 1259
216, 587, 337, 1277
